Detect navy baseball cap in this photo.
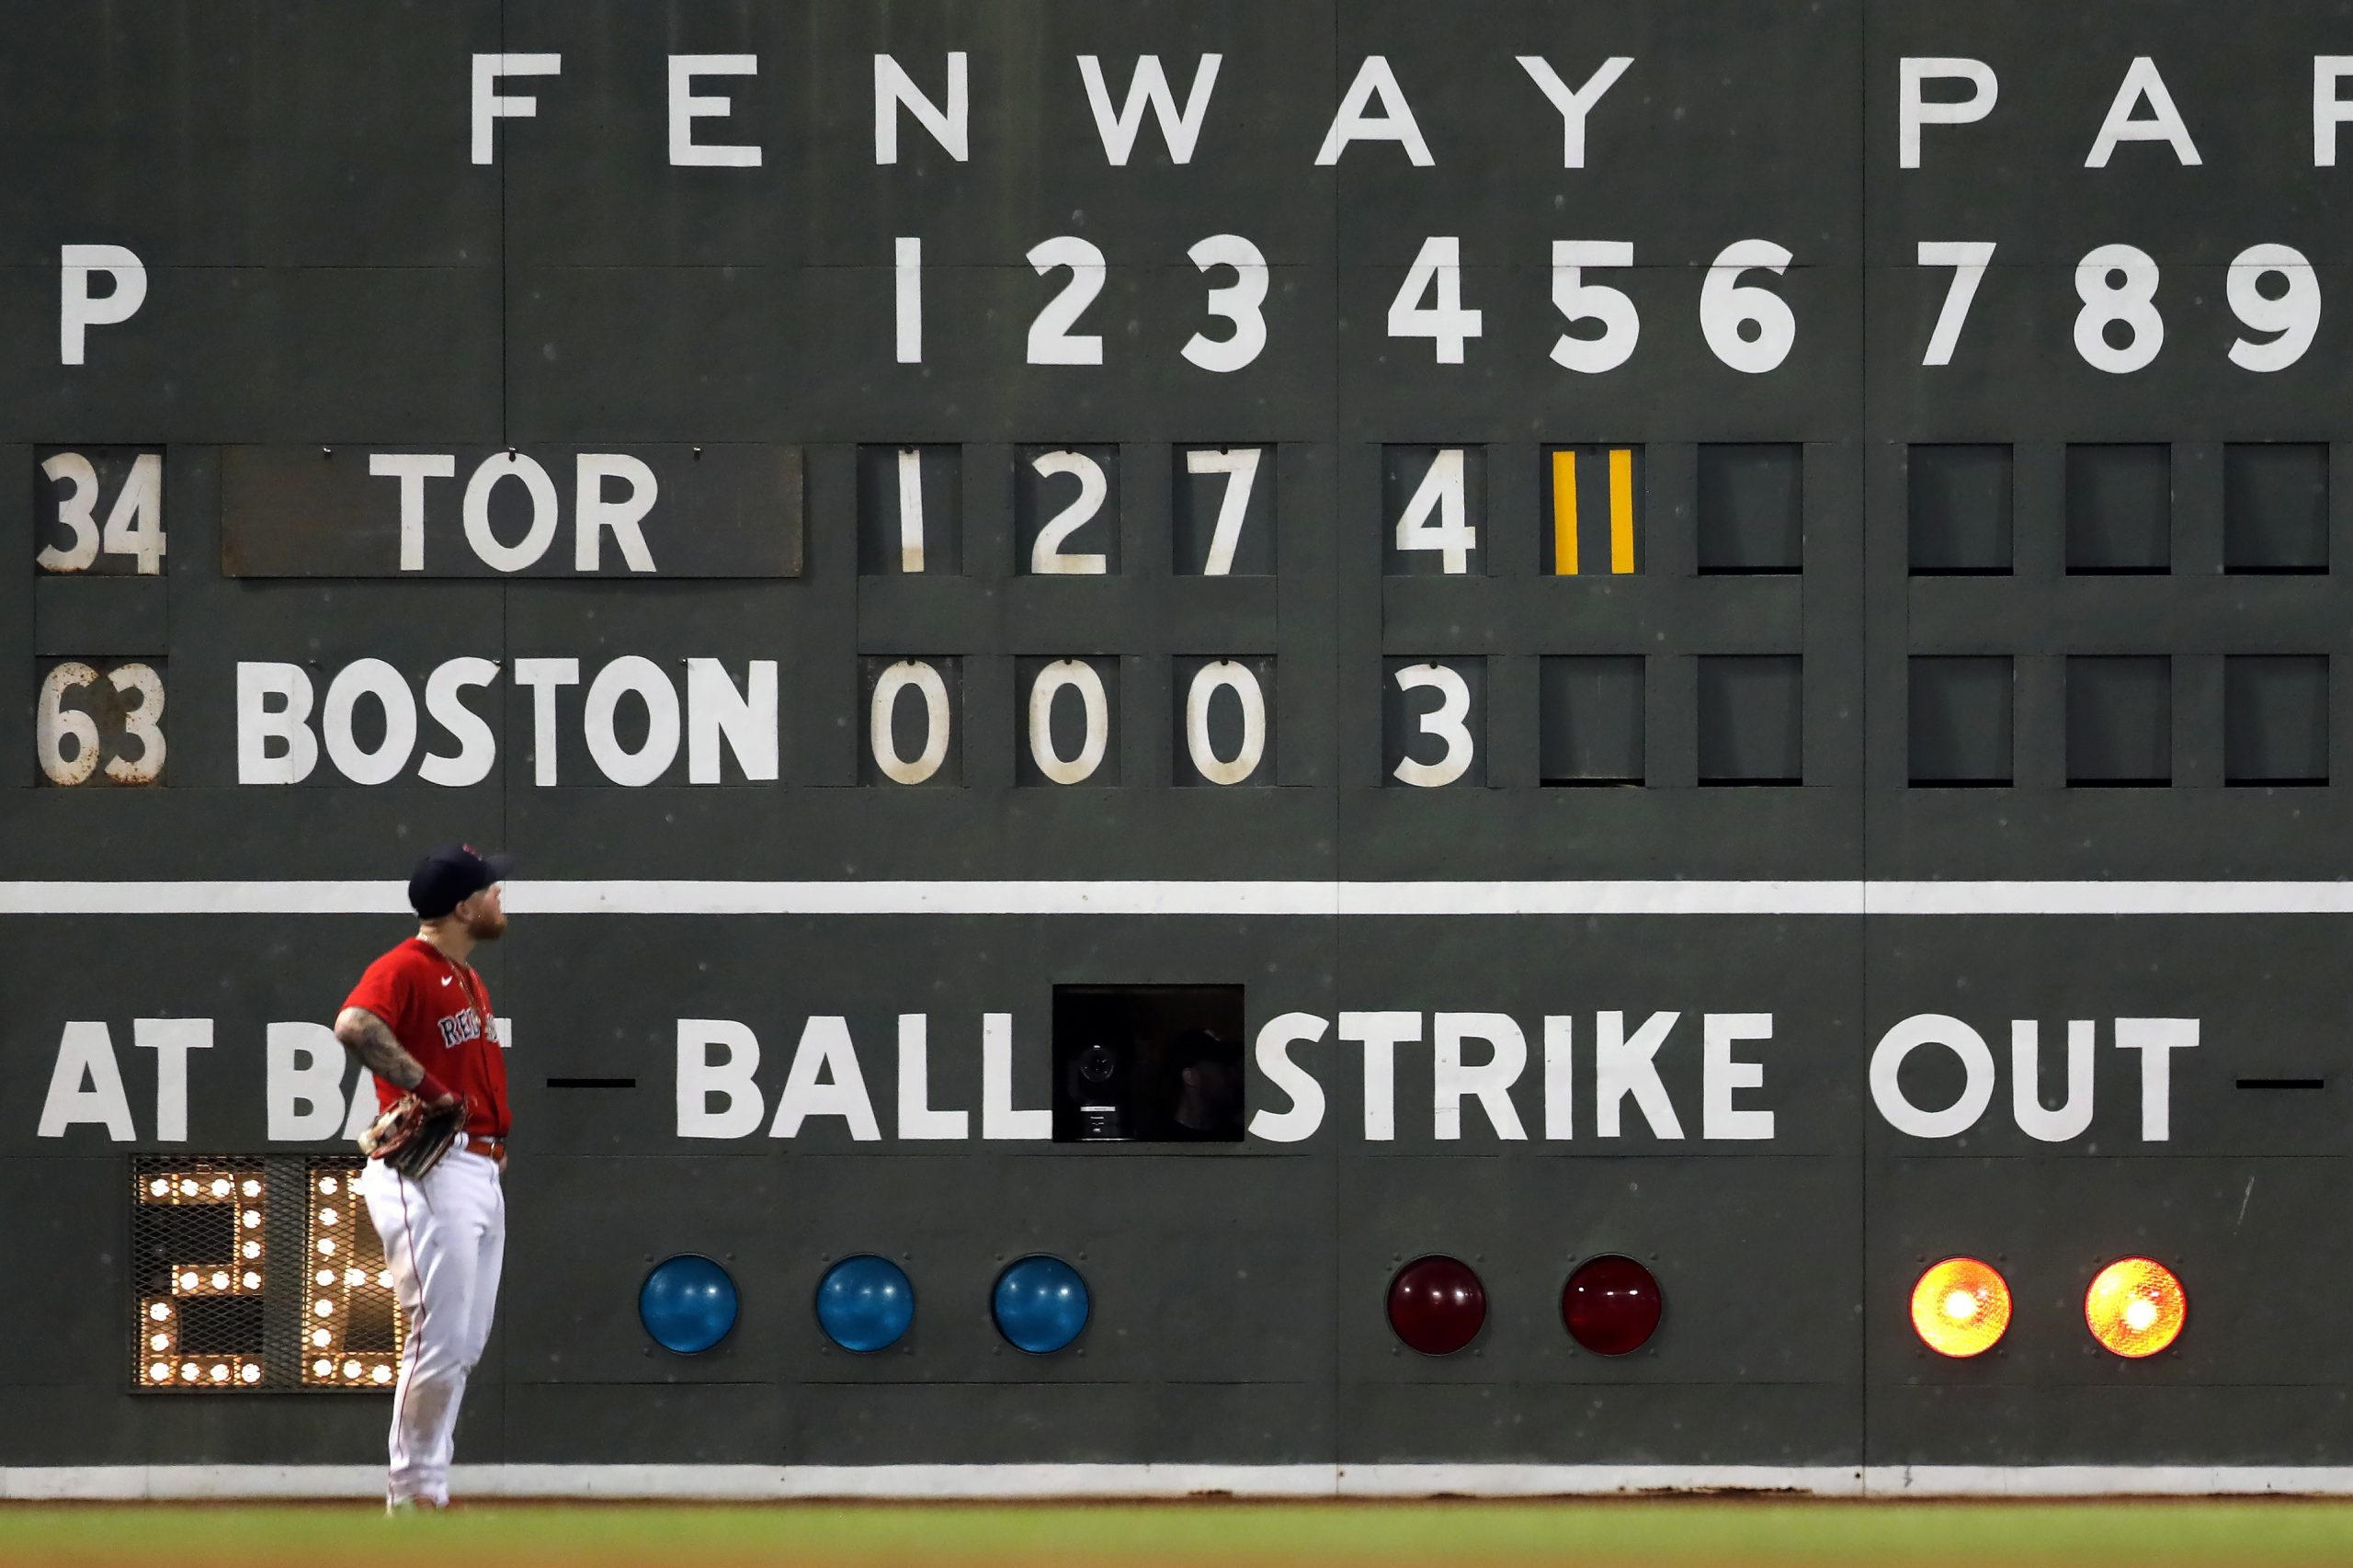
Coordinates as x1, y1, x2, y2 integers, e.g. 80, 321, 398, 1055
407, 844, 515, 919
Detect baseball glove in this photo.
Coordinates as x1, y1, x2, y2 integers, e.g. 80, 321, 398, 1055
359, 1093, 471, 1180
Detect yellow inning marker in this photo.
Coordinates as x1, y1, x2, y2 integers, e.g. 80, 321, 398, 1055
1608, 446, 1635, 574
1552, 449, 1578, 575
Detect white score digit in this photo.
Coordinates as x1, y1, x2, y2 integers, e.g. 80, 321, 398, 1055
1699, 239, 1795, 373
893, 236, 922, 364
1548, 240, 1638, 373
36, 450, 164, 574
1183, 233, 1268, 373
1393, 449, 1476, 574
1388, 236, 1483, 364
1028, 451, 1109, 574
107, 661, 166, 784
870, 661, 952, 785
2074, 244, 2163, 373
100, 452, 165, 574
1028, 660, 1109, 784
37, 453, 101, 572
1026, 235, 1108, 366
1917, 240, 1995, 367
1392, 664, 1474, 788
895, 449, 926, 573
1184, 661, 1267, 785
36, 661, 101, 786
1185, 447, 1261, 574
2227, 243, 2319, 372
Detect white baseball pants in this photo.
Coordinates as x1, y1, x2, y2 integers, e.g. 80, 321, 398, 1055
359, 1143, 506, 1506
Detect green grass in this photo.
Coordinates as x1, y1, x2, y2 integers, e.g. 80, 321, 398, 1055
6, 1500, 2353, 1566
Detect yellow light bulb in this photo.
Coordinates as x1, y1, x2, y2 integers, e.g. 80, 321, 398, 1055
2085, 1257, 2188, 1358
1909, 1257, 2012, 1358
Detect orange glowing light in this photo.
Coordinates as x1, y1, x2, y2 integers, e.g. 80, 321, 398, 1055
2085, 1257, 2186, 1358
1909, 1256, 2012, 1358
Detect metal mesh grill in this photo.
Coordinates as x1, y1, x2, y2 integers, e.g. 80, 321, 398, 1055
130, 1154, 405, 1393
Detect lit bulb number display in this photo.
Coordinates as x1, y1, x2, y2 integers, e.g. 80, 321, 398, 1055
131, 1156, 404, 1392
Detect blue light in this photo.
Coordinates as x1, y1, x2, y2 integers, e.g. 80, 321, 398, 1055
638, 1255, 738, 1355
991, 1255, 1090, 1354
815, 1256, 915, 1352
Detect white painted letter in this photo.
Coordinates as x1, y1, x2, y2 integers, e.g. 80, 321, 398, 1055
875, 53, 969, 163
676, 1018, 764, 1139
2114, 1017, 2198, 1142
2318, 57, 2353, 165
769, 1017, 881, 1141
38, 1021, 135, 1140
2009, 1020, 2096, 1142
584, 655, 681, 787
267, 1022, 348, 1142
1596, 1011, 1683, 1138
2086, 57, 2200, 168
419, 656, 499, 789
471, 53, 562, 165
1339, 1010, 1418, 1141
1514, 56, 1631, 167
369, 453, 456, 572
462, 452, 560, 573
1543, 1016, 1574, 1139
60, 244, 147, 365
1870, 1013, 1995, 1139
668, 54, 761, 167
513, 656, 579, 786
1078, 54, 1221, 165
981, 1013, 1051, 1139
1433, 1012, 1527, 1141
1898, 58, 1997, 169
1315, 57, 1434, 165
1249, 1012, 1328, 1143
237, 662, 317, 784
322, 659, 417, 786
1702, 1013, 1774, 1141
895, 1014, 969, 1140
136, 1018, 210, 1142
574, 454, 659, 572
687, 658, 778, 783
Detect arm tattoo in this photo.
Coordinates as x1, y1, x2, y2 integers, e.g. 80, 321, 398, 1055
335, 1006, 425, 1091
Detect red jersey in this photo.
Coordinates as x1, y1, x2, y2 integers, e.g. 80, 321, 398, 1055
343, 937, 511, 1139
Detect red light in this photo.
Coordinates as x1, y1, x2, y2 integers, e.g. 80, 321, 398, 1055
1562, 1255, 1662, 1355
1387, 1256, 1486, 1356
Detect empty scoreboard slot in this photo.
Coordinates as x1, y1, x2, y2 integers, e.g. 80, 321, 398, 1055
2065, 444, 2172, 574
1051, 984, 1245, 1144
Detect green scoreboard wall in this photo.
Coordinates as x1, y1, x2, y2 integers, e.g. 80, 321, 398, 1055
4, 0, 2352, 1492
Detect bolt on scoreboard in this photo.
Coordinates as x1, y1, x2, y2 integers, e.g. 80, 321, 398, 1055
5, 0, 2353, 1493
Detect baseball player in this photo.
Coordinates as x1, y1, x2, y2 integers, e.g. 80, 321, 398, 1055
333, 844, 515, 1514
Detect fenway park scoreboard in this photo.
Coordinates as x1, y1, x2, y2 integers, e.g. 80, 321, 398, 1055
5, 0, 2353, 1494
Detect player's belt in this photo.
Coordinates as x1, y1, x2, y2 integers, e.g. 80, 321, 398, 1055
461, 1135, 507, 1164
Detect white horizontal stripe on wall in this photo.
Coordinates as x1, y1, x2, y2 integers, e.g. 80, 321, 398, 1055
9, 1462, 2353, 1500
3, 880, 2353, 918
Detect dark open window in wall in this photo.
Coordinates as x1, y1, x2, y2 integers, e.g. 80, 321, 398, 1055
1051, 985, 1245, 1144
2225, 655, 2329, 785
2224, 444, 2328, 574
2066, 445, 2170, 574
2067, 656, 2171, 785
1696, 655, 1802, 784
1539, 656, 1644, 784
1909, 657, 2013, 785
1908, 445, 2011, 574
1697, 444, 1802, 574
